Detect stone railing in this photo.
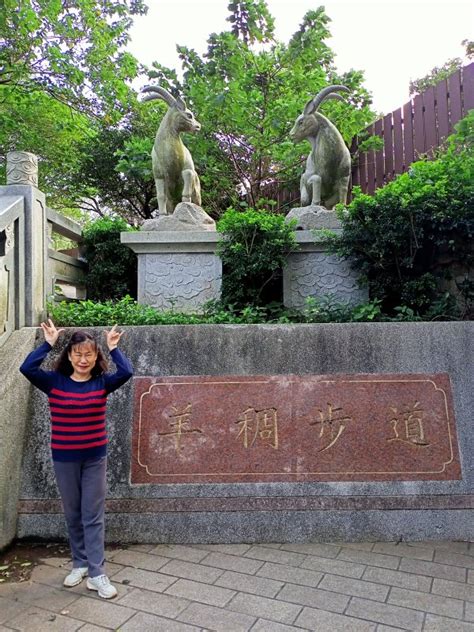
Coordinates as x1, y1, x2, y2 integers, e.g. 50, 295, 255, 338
0, 152, 85, 344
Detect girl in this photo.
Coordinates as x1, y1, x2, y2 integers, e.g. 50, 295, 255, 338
20, 320, 133, 599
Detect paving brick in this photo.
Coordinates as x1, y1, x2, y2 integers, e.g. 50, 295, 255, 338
243, 546, 306, 567
423, 541, 472, 554
423, 613, 474, 631
252, 618, 309, 631
29, 564, 67, 587
226, 592, 302, 624
319, 573, 390, 601
65, 596, 136, 629
116, 587, 189, 618
465, 601, 474, 622
362, 566, 432, 592
301, 554, 366, 578
346, 596, 425, 630
277, 582, 350, 613
337, 549, 400, 570
372, 543, 434, 561
338, 542, 376, 552
120, 611, 199, 631
124, 544, 155, 553
0, 596, 29, 625
148, 545, 208, 563
375, 626, 406, 631
165, 578, 235, 607
295, 605, 376, 631
76, 625, 109, 631
112, 566, 177, 592
177, 602, 256, 631
191, 544, 252, 556
0, 582, 80, 613
257, 561, 323, 588
109, 550, 169, 572
469, 570, 474, 585
200, 551, 264, 574
215, 569, 283, 598
279, 542, 340, 559
6, 606, 83, 631
399, 558, 467, 582
388, 586, 464, 618
158, 559, 223, 584
434, 550, 474, 570
40, 556, 72, 569
432, 578, 474, 602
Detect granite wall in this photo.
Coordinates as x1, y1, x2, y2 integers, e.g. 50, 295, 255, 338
13, 322, 474, 544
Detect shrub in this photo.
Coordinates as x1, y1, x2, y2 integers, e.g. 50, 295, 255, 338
217, 206, 298, 308
82, 217, 137, 301
332, 111, 474, 318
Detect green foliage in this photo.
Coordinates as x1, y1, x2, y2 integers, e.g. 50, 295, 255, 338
217, 206, 298, 307
49, 294, 447, 327
146, 0, 374, 215
69, 105, 159, 221
409, 40, 473, 95
81, 217, 137, 301
0, 0, 146, 118
331, 112, 474, 318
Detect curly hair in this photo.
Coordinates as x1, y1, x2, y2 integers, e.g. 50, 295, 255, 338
55, 331, 109, 377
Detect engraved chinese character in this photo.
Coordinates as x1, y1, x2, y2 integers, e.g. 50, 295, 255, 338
387, 401, 430, 446
235, 407, 279, 449
159, 403, 203, 452
308, 403, 352, 452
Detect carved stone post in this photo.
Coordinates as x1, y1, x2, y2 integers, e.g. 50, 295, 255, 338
1, 152, 46, 325
6, 151, 39, 186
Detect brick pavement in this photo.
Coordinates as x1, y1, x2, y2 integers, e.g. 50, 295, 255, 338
1, 540, 474, 631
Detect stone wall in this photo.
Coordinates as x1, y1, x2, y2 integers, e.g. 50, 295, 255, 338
12, 322, 474, 545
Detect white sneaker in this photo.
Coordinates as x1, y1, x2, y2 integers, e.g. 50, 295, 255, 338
64, 566, 88, 587
86, 574, 117, 599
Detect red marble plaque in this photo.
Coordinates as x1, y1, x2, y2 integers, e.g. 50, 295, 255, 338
130, 374, 461, 484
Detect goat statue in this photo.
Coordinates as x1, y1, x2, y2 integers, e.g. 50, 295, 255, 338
142, 85, 202, 216
289, 85, 351, 210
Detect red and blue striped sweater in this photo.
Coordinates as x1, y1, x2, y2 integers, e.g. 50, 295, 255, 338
20, 342, 133, 462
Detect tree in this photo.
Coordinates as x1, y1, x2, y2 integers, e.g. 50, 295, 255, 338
409, 39, 474, 96
0, 0, 147, 119
332, 111, 474, 318
146, 1, 374, 216
0, 85, 94, 214
67, 104, 160, 223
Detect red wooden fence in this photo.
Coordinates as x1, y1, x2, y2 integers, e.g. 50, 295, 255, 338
351, 62, 474, 195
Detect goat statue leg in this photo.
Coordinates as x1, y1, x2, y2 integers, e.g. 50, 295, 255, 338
191, 173, 202, 207
308, 174, 322, 206
181, 168, 195, 203
153, 178, 169, 216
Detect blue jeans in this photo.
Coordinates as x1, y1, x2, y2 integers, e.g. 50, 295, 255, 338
53, 457, 107, 578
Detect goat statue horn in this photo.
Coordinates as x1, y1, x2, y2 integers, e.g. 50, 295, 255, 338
305, 85, 350, 115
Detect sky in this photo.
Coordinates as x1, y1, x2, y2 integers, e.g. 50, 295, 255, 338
127, 0, 474, 115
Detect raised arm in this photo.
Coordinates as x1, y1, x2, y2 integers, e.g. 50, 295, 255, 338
104, 325, 133, 393
19, 320, 63, 393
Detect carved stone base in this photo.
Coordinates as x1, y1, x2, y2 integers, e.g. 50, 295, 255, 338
121, 231, 222, 313
283, 231, 368, 308
285, 205, 342, 230
142, 202, 216, 231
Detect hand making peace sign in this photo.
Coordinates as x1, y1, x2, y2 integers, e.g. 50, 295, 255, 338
105, 324, 124, 351
40, 319, 65, 346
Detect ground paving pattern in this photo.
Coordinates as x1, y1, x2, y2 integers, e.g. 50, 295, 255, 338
1, 540, 474, 631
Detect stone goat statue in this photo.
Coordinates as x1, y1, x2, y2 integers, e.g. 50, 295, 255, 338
142, 85, 202, 216
289, 85, 351, 209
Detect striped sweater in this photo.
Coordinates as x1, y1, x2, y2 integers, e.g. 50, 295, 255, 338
20, 341, 133, 462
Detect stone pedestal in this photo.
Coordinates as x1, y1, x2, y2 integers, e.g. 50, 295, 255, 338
121, 231, 221, 312
284, 231, 368, 309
